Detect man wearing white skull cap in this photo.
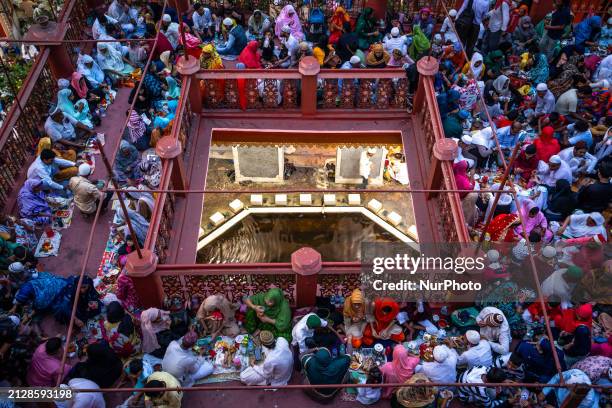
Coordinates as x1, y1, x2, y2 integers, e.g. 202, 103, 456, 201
415, 345, 458, 387
160, 14, 180, 50
536, 155, 573, 187
458, 330, 493, 368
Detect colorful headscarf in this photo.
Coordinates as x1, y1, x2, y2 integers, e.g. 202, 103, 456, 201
200, 43, 224, 69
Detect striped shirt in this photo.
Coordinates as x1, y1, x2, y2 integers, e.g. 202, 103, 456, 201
493, 354, 525, 382
458, 366, 506, 407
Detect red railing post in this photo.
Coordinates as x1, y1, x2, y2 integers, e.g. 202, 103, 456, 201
298, 56, 320, 116
291, 247, 322, 308
126, 250, 164, 308
177, 55, 202, 113
414, 57, 439, 113
156, 136, 187, 196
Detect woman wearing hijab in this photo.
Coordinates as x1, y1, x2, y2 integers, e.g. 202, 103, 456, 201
301, 347, 350, 398
462, 52, 485, 80
113, 140, 142, 184
274, 5, 303, 40
413, 8, 434, 38
379, 345, 419, 398
247, 10, 271, 40
123, 110, 149, 151
179, 24, 203, 59
140, 308, 172, 354
545, 179, 577, 221
102, 301, 141, 358
534, 126, 560, 163
56, 88, 94, 129
70, 71, 104, 113
328, 6, 350, 45
114, 208, 150, 246
514, 199, 553, 242
513, 16, 536, 50
527, 46, 549, 85
67, 341, 123, 388
484, 50, 504, 80
365, 43, 390, 68
557, 212, 607, 240
200, 43, 225, 70
355, 8, 379, 50
158, 50, 175, 76
343, 289, 368, 349
239, 40, 263, 68
515, 338, 566, 383
244, 288, 292, 341
453, 160, 475, 199
556, 304, 593, 366
486, 213, 520, 242
362, 298, 404, 347
408, 26, 430, 61
164, 76, 180, 99
96, 43, 134, 78
77, 54, 106, 88
17, 179, 52, 225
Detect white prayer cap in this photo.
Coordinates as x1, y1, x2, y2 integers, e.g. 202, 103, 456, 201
162, 14, 171, 22
350, 55, 361, 64
486, 249, 500, 263
465, 330, 480, 345
449, 9, 457, 17
536, 83, 548, 92
391, 27, 400, 37
549, 155, 561, 164
78, 163, 92, 176
367, 147, 377, 154
223, 17, 233, 26
461, 135, 472, 144
433, 345, 449, 362
8, 315, 20, 326
8, 262, 24, 273
281, 24, 292, 33
542, 245, 556, 259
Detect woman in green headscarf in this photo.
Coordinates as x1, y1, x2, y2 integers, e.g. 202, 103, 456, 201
409, 26, 430, 61
301, 347, 350, 397
355, 8, 380, 50
484, 50, 505, 80
244, 288, 292, 341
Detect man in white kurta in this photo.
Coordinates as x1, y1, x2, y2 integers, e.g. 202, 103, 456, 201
240, 335, 293, 386
291, 313, 328, 354
162, 333, 213, 387
415, 345, 458, 387
476, 306, 511, 355
457, 330, 493, 368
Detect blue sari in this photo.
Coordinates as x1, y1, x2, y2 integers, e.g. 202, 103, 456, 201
15, 272, 68, 311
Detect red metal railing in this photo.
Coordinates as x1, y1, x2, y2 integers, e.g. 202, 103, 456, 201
0, 48, 55, 211
196, 67, 409, 112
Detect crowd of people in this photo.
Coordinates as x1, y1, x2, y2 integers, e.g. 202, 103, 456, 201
0, 0, 610, 407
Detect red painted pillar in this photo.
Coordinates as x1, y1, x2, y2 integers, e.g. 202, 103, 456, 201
156, 135, 188, 197
299, 56, 320, 116
125, 250, 163, 308
414, 56, 439, 113
176, 56, 202, 113
48, 45, 74, 80
427, 138, 458, 199
365, 0, 387, 20
292, 247, 322, 308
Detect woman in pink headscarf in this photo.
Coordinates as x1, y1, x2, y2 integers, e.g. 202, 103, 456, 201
179, 23, 203, 59
140, 308, 172, 354
274, 5, 303, 40
453, 160, 475, 199
514, 199, 553, 242
379, 345, 419, 398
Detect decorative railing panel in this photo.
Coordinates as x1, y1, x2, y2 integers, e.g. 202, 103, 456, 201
62, 0, 89, 65
159, 272, 297, 305
317, 272, 361, 298
197, 69, 301, 111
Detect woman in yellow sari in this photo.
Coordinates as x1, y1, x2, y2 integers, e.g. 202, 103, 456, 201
36, 137, 78, 181
199, 44, 226, 106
